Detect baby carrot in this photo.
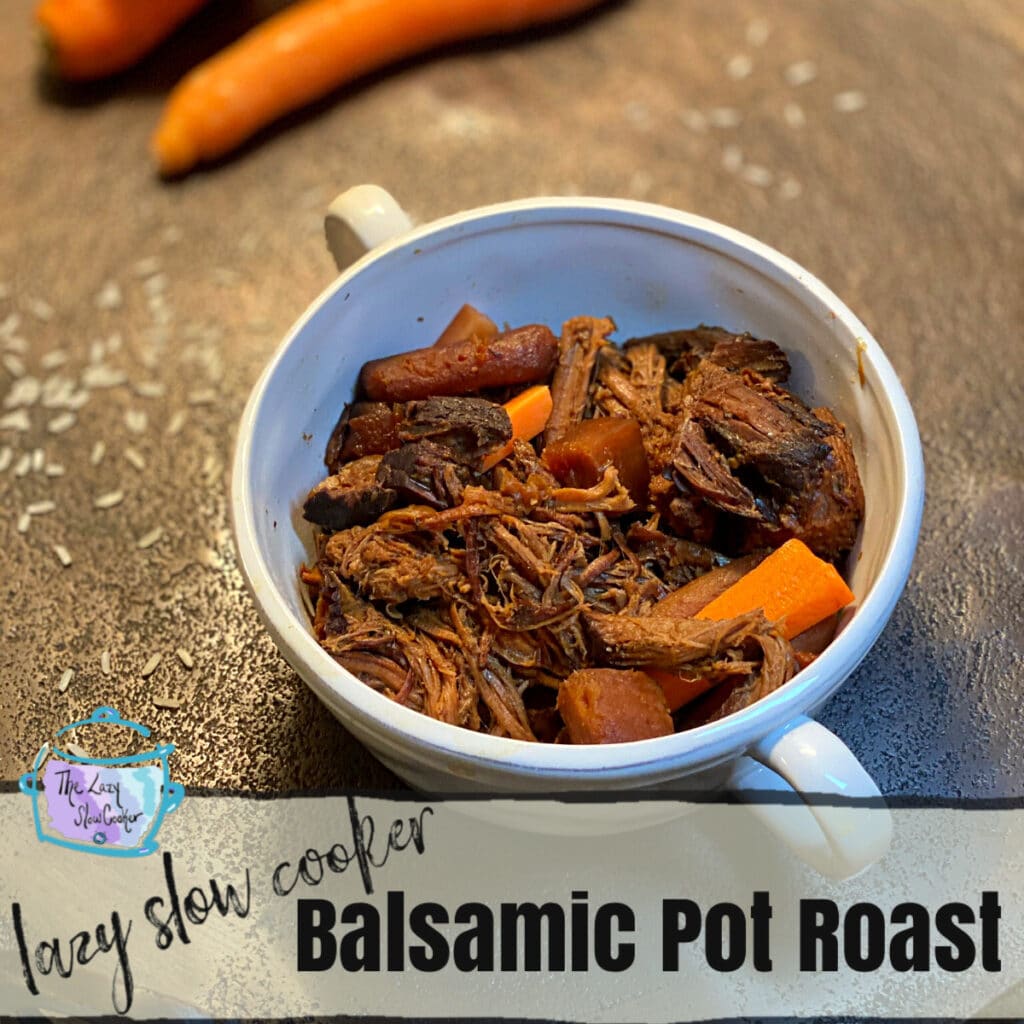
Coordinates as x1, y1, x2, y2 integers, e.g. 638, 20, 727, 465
152, 0, 611, 175
696, 538, 855, 640
482, 385, 553, 471
36, 0, 209, 81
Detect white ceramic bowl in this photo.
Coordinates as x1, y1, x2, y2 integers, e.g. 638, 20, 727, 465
232, 188, 924, 871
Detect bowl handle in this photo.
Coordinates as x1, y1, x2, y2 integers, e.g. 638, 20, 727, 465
727, 715, 892, 880
324, 184, 414, 271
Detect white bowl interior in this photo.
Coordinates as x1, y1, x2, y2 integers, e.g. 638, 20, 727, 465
234, 200, 922, 788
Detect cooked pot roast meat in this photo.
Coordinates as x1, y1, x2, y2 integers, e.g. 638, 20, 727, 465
300, 306, 864, 743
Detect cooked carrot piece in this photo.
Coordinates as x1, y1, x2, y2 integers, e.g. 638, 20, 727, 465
696, 538, 855, 640
434, 304, 498, 348
481, 385, 553, 471
36, 0, 209, 81
557, 669, 673, 744
541, 416, 651, 503
359, 324, 557, 403
152, 0, 611, 175
643, 669, 716, 714
652, 553, 766, 621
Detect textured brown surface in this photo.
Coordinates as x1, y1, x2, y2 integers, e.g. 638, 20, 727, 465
0, 0, 1021, 795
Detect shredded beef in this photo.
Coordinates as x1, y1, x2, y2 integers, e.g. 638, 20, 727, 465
544, 316, 615, 445
302, 311, 861, 743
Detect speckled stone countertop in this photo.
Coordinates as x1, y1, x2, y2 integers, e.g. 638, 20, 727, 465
0, 0, 1021, 796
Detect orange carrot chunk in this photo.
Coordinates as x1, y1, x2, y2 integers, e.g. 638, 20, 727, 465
36, 0, 209, 81
557, 669, 673, 744
696, 538, 855, 640
644, 669, 716, 714
481, 385, 553, 471
541, 417, 651, 505
152, 0, 611, 175
434, 304, 498, 348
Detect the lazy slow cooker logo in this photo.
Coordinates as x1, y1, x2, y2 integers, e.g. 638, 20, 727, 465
19, 706, 184, 857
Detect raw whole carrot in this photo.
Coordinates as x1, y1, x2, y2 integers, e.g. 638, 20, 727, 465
36, 0, 209, 81
481, 385, 553, 470
152, 0, 611, 175
696, 538, 855, 640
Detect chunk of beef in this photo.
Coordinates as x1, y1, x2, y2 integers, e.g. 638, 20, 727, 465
377, 440, 472, 510
544, 316, 615, 445
303, 455, 396, 530
670, 362, 864, 561
739, 406, 865, 559
399, 396, 512, 467
627, 325, 791, 382
325, 402, 402, 473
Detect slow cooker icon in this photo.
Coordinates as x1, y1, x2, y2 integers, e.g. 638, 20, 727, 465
19, 706, 184, 857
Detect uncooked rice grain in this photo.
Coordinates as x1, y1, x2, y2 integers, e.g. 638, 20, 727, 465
834, 90, 867, 113
2, 354, 25, 378
708, 107, 742, 128
137, 527, 164, 549
746, 17, 770, 46
54, 544, 72, 567
27, 500, 56, 515
31, 448, 44, 472
94, 489, 124, 510
785, 60, 817, 86
726, 54, 753, 79
17, 512, 30, 533
176, 648, 194, 669
140, 653, 162, 677
783, 102, 806, 127
0, 410, 30, 431
153, 696, 182, 710
94, 281, 123, 311
742, 164, 774, 187
90, 441, 106, 466
82, 365, 127, 390
58, 668, 74, 692
125, 409, 148, 434
123, 447, 146, 471
166, 410, 187, 436
14, 453, 31, 477
29, 298, 55, 322
100, 650, 111, 675
133, 257, 160, 278
4, 375, 40, 407
47, 412, 76, 434
46, 464, 65, 477
40, 351, 68, 370
722, 145, 744, 173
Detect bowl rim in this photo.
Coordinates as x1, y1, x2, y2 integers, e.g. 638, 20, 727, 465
231, 195, 925, 779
